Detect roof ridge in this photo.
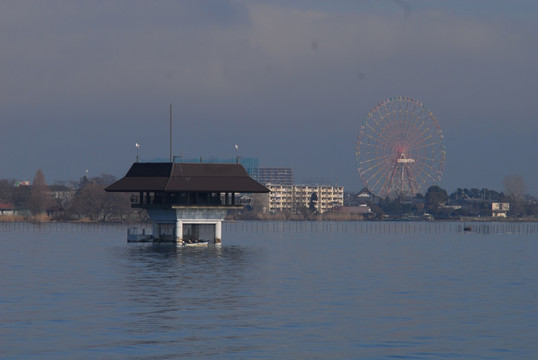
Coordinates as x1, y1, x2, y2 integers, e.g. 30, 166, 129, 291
164, 162, 175, 189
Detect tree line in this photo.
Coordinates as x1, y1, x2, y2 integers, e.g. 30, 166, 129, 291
0, 170, 535, 222
0, 170, 140, 222
357, 179, 537, 220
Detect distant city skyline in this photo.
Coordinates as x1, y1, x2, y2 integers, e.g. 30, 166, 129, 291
1, 1, 537, 195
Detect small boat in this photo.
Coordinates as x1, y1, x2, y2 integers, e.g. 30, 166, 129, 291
463, 225, 472, 232
183, 240, 209, 247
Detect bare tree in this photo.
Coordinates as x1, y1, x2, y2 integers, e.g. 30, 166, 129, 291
503, 175, 527, 200
28, 169, 53, 215
503, 175, 527, 217
249, 193, 269, 214
69, 183, 131, 221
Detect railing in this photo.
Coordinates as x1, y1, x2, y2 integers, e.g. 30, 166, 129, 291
131, 195, 245, 207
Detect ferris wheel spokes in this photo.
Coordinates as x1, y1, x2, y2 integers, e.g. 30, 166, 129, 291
356, 97, 445, 198
366, 159, 398, 196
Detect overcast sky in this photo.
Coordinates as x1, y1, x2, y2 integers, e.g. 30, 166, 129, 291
1, 0, 537, 194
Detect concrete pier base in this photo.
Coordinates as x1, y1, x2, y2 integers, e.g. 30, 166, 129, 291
153, 223, 161, 240
145, 207, 227, 244
215, 221, 222, 244
175, 220, 183, 243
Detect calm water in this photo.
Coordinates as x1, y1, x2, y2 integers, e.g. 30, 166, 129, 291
1, 222, 537, 359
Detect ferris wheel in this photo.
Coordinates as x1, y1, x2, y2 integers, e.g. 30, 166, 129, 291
356, 97, 446, 198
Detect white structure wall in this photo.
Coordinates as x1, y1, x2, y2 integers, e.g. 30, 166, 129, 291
491, 202, 510, 217
266, 184, 344, 214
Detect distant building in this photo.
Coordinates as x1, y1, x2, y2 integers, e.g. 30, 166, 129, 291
175, 157, 259, 179
169, 158, 294, 186
492, 202, 510, 218
357, 187, 377, 204
343, 188, 377, 207
266, 184, 343, 214
49, 185, 76, 208
0, 203, 16, 216
256, 168, 294, 186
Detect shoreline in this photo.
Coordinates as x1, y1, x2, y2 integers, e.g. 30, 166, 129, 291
0, 216, 536, 224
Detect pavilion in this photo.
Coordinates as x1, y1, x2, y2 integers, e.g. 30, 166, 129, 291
105, 162, 268, 243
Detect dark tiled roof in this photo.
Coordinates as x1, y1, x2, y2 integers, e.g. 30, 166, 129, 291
105, 162, 269, 193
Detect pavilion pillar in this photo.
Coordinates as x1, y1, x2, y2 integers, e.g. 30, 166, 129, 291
153, 223, 160, 240
175, 219, 183, 243
215, 220, 222, 244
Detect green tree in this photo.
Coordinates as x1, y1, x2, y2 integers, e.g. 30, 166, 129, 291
0, 179, 15, 203
11, 184, 31, 209
368, 202, 384, 219
425, 185, 448, 213
309, 192, 318, 213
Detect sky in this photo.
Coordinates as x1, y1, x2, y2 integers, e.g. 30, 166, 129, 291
1, 0, 537, 195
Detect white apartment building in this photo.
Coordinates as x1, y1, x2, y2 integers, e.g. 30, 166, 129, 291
265, 184, 344, 214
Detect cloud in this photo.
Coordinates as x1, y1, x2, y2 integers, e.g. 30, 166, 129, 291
2, 1, 532, 114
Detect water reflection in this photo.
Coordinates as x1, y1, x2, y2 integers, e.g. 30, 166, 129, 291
109, 242, 264, 358
122, 242, 255, 275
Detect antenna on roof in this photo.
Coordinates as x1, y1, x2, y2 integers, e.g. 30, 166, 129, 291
169, 104, 173, 162
235, 144, 239, 164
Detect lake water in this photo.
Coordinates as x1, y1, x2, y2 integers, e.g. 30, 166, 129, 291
1, 221, 537, 359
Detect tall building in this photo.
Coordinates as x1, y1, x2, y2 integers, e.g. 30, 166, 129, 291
169, 158, 293, 186
265, 184, 343, 214
256, 168, 294, 185
175, 157, 259, 179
